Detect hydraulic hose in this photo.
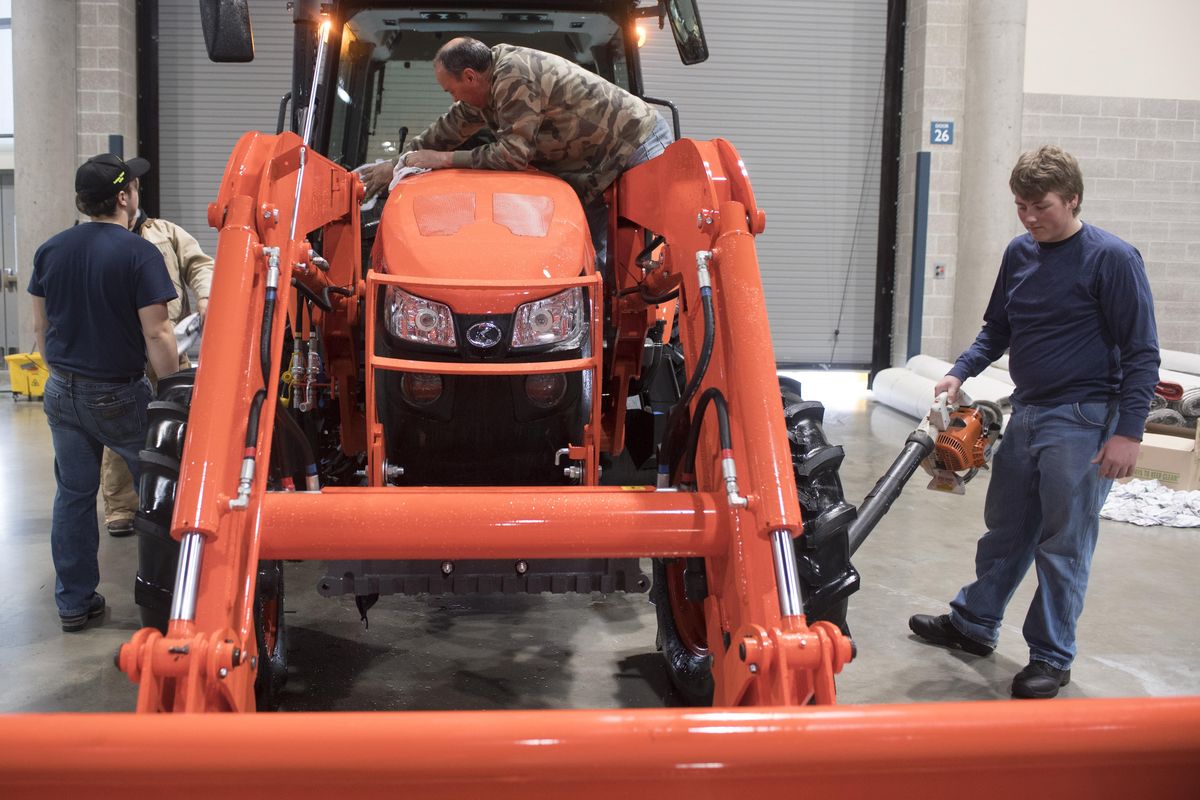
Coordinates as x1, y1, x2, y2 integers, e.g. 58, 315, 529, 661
275, 401, 320, 491
260, 264, 279, 388
847, 430, 935, 556
661, 252, 717, 478
681, 387, 732, 479
246, 390, 267, 449
232, 247, 281, 510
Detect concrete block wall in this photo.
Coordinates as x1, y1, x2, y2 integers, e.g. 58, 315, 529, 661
76, 0, 137, 166
1022, 95, 1200, 353
892, 0, 969, 365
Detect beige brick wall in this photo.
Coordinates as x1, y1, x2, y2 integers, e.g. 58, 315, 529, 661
1022, 94, 1200, 353
76, 0, 137, 165
893, 0, 968, 364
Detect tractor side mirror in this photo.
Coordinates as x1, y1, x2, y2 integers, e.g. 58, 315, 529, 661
199, 0, 255, 62
664, 0, 709, 65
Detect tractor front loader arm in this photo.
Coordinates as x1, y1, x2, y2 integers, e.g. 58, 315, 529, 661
116, 130, 363, 712
610, 138, 852, 705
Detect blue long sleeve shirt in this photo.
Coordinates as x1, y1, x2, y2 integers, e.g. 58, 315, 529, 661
948, 223, 1159, 440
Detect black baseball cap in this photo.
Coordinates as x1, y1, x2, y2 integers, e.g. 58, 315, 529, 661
75, 154, 151, 198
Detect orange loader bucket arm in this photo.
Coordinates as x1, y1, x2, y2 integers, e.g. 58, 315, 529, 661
113, 130, 365, 712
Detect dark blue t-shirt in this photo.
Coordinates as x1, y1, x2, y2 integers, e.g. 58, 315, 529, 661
949, 223, 1159, 439
27, 222, 177, 379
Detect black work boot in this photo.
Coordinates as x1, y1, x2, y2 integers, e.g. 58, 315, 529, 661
1011, 661, 1071, 699
60, 593, 106, 633
908, 613, 994, 657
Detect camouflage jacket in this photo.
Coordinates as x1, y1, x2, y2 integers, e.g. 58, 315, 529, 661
404, 44, 659, 204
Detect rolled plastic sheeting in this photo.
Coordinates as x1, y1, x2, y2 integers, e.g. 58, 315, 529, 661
904, 355, 1015, 403
1160, 349, 1200, 376
906, 353, 1014, 387
872, 368, 938, 420
1160, 367, 1200, 391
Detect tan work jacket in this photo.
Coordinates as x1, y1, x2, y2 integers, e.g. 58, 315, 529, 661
139, 218, 213, 324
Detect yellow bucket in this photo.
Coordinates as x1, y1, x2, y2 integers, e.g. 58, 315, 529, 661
5, 352, 50, 400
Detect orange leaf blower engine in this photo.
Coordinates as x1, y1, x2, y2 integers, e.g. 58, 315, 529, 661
848, 392, 1004, 555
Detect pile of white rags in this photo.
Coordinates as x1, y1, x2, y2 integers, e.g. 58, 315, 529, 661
1101, 479, 1200, 528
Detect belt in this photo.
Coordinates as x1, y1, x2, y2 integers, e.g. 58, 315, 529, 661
52, 369, 144, 384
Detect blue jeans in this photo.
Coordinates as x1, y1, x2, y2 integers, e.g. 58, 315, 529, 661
949, 400, 1117, 670
42, 373, 152, 616
586, 115, 675, 269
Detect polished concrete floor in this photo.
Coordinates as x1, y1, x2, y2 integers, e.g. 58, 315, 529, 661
1, 371, 1197, 713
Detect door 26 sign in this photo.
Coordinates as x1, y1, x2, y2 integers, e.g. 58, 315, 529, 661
930, 121, 954, 145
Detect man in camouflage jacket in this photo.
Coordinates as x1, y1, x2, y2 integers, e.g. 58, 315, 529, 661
358, 37, 672, 241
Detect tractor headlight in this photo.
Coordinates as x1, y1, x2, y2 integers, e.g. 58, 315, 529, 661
511, 287, 585, 350
385, 287, 457, 348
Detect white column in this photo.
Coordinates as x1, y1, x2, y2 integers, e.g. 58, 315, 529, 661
950, 0, 1027, 353
12, 0, 77, 352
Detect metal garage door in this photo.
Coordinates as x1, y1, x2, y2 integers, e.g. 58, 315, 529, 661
157, 0, 294, 256
639, 1, 887, 366
157, 1, 888, 366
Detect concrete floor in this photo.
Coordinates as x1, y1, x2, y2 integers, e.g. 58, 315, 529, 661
1, 372, 1198, 713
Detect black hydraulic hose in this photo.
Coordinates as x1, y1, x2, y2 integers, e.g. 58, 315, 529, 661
636, 235, 666, 269
681, 387, 732, 479
847, 430, 935, 556
661, 287, 716, 475
679, 289, 715, 411
245, 389, 267, 449
275, 400, 318, 478
260, 288, 277, 389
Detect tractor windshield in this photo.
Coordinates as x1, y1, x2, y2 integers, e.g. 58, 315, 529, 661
326, 7, 634, 169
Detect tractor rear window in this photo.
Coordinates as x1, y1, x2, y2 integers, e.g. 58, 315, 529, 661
413, 193, 477, 236
493, 193, 554, 237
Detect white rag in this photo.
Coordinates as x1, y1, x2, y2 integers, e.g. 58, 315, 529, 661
390, 164, 430, 192
1100, 479, 1200, 527
174, 312, 202, 356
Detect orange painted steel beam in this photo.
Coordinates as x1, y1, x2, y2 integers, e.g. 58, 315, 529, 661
371, 353, 596, 376
258, 487, 723, 559
2, 700, 1198, 795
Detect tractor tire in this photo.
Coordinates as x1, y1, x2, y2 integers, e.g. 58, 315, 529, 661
134, 369, 197, 632
650, 558, 714, 706
253, 559, 288, 710
781, 378, 859, 633
651, 378, 858, 704
133, 368, 289, 709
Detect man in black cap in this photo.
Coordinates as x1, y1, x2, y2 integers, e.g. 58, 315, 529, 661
28, 153, 179, 632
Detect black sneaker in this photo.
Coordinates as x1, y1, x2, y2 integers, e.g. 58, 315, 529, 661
1012, 661, 1071, 699
908, 613, 994, 657
106, 518, 135, 537
60, 593, 106, 632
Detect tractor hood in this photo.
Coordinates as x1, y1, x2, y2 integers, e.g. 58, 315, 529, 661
374, 169, 592, 313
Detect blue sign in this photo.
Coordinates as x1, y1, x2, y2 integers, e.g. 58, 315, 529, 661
930, 121, 954, 145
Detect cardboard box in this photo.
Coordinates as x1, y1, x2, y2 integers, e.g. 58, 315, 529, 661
1126, 423, 1200, 491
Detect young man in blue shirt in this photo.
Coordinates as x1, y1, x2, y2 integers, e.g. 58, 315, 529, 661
28, 154, 179, 631
908, 146, 1160, 698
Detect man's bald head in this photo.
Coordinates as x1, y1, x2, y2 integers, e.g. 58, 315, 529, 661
434, 37, 494, 78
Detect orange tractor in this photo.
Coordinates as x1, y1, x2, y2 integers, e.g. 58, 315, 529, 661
2, 0, 1197, 793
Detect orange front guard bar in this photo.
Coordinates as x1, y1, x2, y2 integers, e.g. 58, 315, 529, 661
2, 700, 1198, 794
363, 269, 604, 486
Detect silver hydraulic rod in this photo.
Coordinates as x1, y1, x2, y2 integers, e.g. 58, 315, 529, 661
300, 20, 331, 147
770, 528, 804, 619
291, 20, 330, 241
168, 532, 205, 623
